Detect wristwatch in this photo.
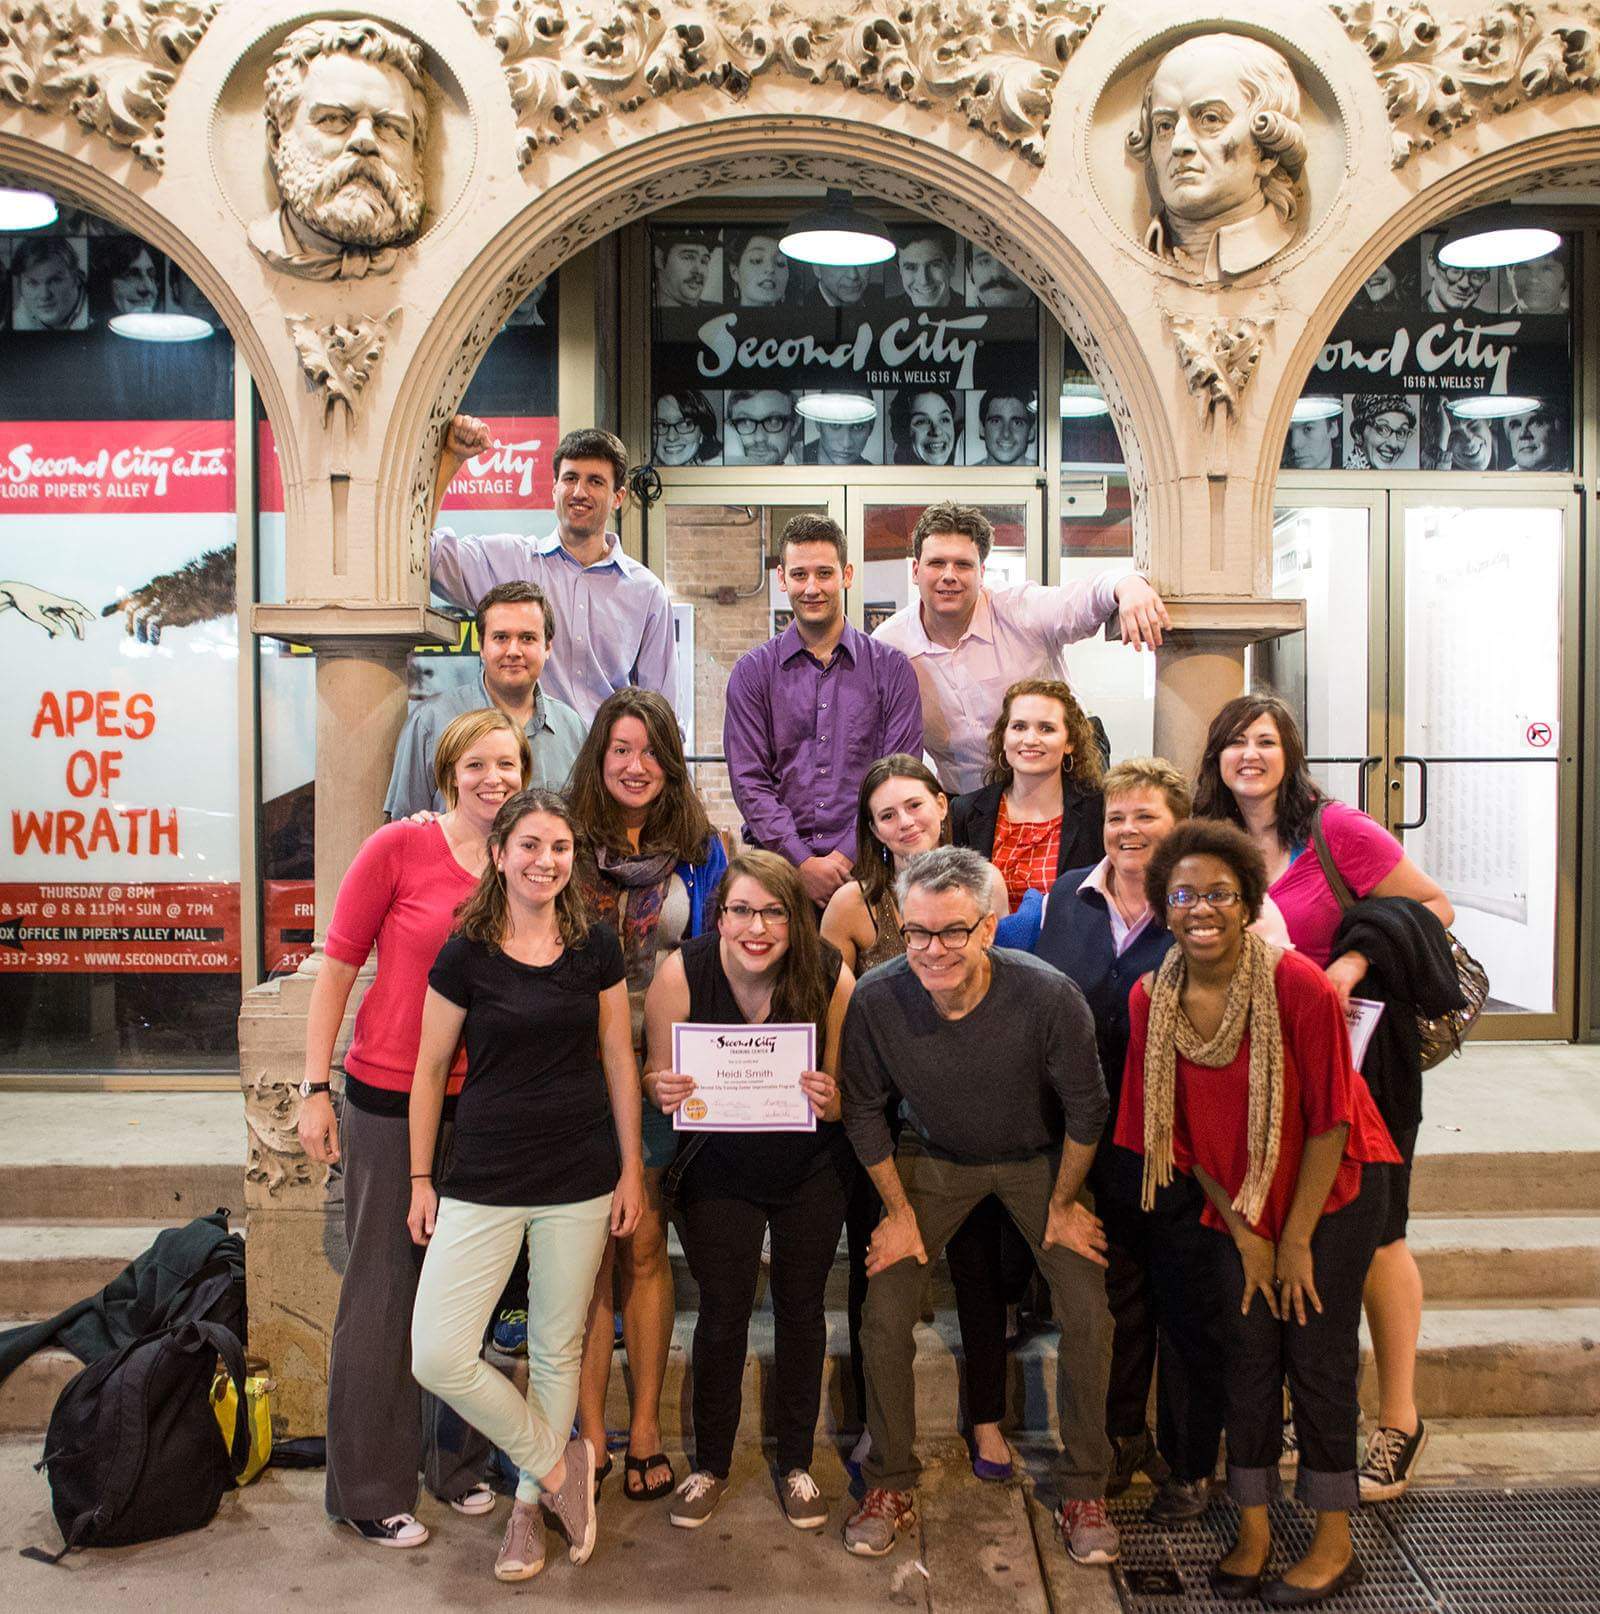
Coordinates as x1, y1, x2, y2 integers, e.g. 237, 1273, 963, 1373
298, 1077, 331, 1099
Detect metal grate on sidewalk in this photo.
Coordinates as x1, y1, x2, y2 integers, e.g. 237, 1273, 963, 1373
1109, 1485, 1600, 1612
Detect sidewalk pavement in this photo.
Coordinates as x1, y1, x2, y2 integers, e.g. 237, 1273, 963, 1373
0, 1434, 1119, 1613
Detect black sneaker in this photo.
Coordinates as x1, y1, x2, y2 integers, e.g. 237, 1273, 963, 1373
1147, 1476, 1212, 1524
1359, 1420, 1428, 1501
340, 1512, 429, 1548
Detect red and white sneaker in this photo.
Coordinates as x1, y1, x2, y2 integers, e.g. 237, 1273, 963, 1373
843, 1487, 917, 1556
1059, 1498, 1120, 1566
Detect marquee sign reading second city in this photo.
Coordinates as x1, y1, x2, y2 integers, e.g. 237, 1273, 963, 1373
649, 220, 1042, 472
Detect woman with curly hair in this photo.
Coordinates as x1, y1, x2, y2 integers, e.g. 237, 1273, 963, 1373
942, 678, 1107, 1478
1118, 818, 1398, 1605
890, 385, 961, 467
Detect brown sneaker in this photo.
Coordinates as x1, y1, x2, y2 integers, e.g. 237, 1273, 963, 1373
494, 1498, 545, 1581
843, 1487, 916, 1556
542, 1436, 598, 1565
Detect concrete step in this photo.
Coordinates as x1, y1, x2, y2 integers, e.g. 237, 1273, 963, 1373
1410, 1149, 1600, 1215
6, 1301, 1597, 1438
1407, 1214, 1600, 1302
0, 1222, 246, 1320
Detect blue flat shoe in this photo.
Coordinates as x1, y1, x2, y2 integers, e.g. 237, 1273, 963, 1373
971, 1452, 1014, 1483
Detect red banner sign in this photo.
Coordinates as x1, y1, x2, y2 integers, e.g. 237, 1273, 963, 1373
0, 421, 233, 515
0, 881, 239, 973
263, 879, 315, 978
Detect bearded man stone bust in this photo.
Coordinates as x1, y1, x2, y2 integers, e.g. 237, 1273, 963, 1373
249, 19, 429, 282
1127, 34, 1307, 282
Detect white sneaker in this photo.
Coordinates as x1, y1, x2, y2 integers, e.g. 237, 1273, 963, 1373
342, 1512, 429, 1548
449, 1482, 497, 1516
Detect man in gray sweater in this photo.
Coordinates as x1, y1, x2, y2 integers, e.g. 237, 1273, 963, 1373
839, 847, 1118, 1568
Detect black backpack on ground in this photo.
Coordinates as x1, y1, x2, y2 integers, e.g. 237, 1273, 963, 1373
23, 1239, 250, 1561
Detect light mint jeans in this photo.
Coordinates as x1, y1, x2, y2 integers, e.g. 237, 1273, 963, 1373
412, 1192, 613, 1502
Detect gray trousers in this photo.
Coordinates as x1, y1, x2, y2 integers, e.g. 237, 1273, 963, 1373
324, 1100, 490, 1521
861, 1141, 1113, 1500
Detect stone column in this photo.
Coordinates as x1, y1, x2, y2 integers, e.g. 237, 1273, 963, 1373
1151, 602, 1304, 777
239, 617, 444, 1434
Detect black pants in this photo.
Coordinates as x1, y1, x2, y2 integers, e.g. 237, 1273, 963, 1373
1099, 1173, 1226, 1484
843, 1161, 881, 1429
944, 1196, 1038, 1426
1216, 1181, 1387, 1512
679, 1165, 849, 1478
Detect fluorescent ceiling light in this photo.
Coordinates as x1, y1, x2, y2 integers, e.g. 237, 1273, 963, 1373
1446, 394, 1541, 420
1291, 395, 1342, 422
795, 392, 877, 424
0, 187, 57, 230
779, 188, 894, 267
109, 311, 214, 343
1059, 376, 1108, 419
1437, 226, 1561, 269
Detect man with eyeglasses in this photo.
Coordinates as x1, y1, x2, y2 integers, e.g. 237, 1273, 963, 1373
838, 846, 1118, 1569
726, 388, 800, 465
1424, 241, 1492, 314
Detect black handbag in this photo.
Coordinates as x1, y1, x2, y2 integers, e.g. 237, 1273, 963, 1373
1309, 803, 1488, 1070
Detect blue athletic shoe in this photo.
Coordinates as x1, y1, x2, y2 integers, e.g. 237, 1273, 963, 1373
492, 1307, 528, 1356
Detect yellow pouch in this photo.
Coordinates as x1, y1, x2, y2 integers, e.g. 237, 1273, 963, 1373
211, 1367, 274, 1485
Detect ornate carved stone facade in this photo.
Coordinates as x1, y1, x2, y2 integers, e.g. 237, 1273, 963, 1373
0, 0, 215, 168
1334, 1, 1600, 166
459, 0, 1099, 166
1167, 313, 1273, 427
287, 308, 401, 427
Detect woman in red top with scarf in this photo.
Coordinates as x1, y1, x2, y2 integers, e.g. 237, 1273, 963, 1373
1118, 819, 1398, 1609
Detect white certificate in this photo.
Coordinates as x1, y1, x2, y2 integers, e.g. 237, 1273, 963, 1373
1345, 997, 1385, 1071
671, 1021, 817, 1133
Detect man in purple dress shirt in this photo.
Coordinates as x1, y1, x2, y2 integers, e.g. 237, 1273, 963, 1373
723, 515, 924, 908
428, 414, 676, 725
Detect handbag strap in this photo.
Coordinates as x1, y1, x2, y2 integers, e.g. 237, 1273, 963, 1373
660, 1132, 710, 1202
1308, 802, 1356, 912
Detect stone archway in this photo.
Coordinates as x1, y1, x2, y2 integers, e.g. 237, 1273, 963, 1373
378, 115, 1180, 591
1253, 122, 1600, 526
0, 135, 306, 502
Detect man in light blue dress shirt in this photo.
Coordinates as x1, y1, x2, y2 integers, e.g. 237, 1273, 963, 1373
385, 580, 586, 818
429, 416, 676, 725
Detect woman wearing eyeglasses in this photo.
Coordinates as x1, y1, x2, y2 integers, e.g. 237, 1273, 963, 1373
643, 851, 856, 1532
1119, 819, 1399, 1606
652, 389, 721, 467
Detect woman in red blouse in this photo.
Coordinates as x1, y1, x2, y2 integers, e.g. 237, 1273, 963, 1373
1118, 819, 1398, 1608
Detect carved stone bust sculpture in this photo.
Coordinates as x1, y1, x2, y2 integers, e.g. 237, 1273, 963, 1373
249, 19, 430, 281
1127, 34, 1307, 282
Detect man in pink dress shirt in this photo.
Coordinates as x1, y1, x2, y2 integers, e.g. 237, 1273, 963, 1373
871, 503, 1170, 793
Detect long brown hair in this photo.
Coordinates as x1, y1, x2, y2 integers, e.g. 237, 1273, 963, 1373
455, 789, 590, 951
715, 850, 837, 1047
567, 687, 714, 863
850, 754, 950, 908
1191, 692, 1323, 850
982, 677, 1104, 793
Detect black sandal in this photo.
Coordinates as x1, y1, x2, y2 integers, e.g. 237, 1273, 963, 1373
623, 1451, 675, 1501
594, 1454, 613, 1503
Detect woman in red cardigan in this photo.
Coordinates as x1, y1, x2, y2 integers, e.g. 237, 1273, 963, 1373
1118, 819, 1398, 1608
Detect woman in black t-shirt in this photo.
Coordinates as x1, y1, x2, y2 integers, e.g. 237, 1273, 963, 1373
407, 789, 644, 1584
643, 850, 856, 1534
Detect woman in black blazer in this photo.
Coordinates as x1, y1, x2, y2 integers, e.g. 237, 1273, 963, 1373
943, 678, 1106, 1481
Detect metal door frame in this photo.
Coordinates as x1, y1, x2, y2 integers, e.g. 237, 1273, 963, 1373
1387, 485, 1582, 1042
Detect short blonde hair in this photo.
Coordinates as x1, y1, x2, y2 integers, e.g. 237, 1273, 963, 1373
433, 708, 531, 809
1101, 756, 1192, 821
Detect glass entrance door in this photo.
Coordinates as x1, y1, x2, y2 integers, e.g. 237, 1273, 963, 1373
1266, 491, 1579, 1039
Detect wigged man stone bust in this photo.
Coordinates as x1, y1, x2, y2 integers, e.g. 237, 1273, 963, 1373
1127, 33, 1307, 282
250, 19, 430, 281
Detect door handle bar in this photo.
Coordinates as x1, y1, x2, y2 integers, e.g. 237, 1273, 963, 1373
1304, 756, 1382, 814
1394, 753, 1428, 831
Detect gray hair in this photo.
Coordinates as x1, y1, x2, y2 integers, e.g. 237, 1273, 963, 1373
264, 20, 430, 153
895, 846, 993, 912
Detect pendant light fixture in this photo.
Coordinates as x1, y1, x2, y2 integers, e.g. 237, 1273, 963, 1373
779, 189, 894, 267
1435, 210, 1561, 270
795, 392, 878, 424
1290, 396, 1342, 423
0, 186, 58, 231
